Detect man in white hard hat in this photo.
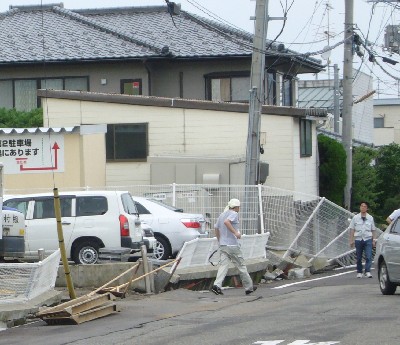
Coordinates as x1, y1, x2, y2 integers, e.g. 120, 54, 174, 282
211, 198, 257, 295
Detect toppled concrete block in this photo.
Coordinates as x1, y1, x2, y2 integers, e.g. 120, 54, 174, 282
263, 269, 285, 280
309, 257, 330, 273
288, 267, 311, 280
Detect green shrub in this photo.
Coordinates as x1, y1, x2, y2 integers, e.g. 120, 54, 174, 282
318, 134, 347, 206
0, 108, 43, 127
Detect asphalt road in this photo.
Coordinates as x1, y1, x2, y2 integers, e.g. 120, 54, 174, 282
1, 267, 399, 345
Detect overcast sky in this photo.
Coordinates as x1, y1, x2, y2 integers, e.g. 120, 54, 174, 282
2, 0, 400, 97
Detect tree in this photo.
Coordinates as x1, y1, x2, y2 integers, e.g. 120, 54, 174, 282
318, 134, 347, 206
351, 146, 380, 213
0, 108, 43, 127
375, 143, 400, 218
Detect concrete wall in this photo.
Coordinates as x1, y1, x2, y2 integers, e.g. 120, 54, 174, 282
38, 96, 319, 194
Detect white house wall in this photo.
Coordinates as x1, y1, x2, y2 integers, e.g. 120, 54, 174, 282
42, 97, 319, 194
373, 102, 400, 146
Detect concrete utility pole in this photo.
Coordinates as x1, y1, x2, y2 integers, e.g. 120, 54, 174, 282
342, 0, 354, 210
333, 64, 340, 134
245, 0, 269, 185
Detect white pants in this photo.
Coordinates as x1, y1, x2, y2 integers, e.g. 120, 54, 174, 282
213, 245, 253, 291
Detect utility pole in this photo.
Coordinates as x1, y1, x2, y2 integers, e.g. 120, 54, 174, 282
245, 0, 269, 186
342, 0, 354, 210
333, 64, 340, 134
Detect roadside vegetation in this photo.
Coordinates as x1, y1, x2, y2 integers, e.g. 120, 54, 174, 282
0, 108, 43, 127
318, 134, 400, 226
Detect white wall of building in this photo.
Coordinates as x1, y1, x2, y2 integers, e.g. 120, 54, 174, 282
41, 96, 320, 194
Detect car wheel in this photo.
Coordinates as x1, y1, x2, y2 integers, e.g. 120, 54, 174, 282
154, 236, 171, 260
378, 260, 397, 295
72, 241, 100, 265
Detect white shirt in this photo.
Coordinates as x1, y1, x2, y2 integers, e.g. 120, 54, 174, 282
388, 209, 400, 222
350, 213, 376, 241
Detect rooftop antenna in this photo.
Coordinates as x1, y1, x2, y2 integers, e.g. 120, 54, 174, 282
321, 1, 334, 80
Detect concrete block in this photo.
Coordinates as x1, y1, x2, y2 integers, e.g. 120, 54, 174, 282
55, 261, 154, 293
309, 257, 330, 272
287, 267, 311, 280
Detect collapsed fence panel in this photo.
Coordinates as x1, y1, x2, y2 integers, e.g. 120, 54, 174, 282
0, 250, 60, 303
175, 233, 270, 270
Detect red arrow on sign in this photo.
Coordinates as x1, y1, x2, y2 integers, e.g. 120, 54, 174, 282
20, 142, 60, 171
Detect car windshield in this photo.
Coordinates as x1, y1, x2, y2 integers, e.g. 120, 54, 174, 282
146, 199, 184, 212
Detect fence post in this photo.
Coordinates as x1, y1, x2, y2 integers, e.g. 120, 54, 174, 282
172, 183, 176, 206
283, 197, 325, 259
258, 184, 265, 234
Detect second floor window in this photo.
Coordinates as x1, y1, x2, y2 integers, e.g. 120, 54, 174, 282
106, 123, 148, 161
206, 71, 278, 105
205, 72, 250, 103
121, 79, 142, 95
282, 76, 293, 106
0, 76, 88, 111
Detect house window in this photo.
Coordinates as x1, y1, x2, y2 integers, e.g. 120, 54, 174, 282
300, 119, 312, 157
0, 76, 89, 111
205, 72, 250, 103
206, 71, 277, 104
282, 76, 293, 106
106, 123, 148, 161
121, 79, 142, 95
374, 117, 384, 128
265, 71, 276, 105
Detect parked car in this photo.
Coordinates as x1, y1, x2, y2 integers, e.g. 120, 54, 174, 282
131, 196, 208, 260
0, 206, 26, 259
3, 191, 146, 264
375, 217, 400, 294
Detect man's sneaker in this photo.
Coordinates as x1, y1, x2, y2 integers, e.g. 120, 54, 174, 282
245, 286, 258, 295
211, 285, 223, 295
357, 273, 363, 278
365, 272, 373, 278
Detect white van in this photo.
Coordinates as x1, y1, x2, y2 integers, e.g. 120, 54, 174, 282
3, 191, 144, 264
0, 206, 26, 259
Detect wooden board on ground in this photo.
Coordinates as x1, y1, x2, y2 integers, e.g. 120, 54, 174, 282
37, 292, 118, 325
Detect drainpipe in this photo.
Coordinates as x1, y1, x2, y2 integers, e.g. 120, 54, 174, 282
142, 59, 152, 96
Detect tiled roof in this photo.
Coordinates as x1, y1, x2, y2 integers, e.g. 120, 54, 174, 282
0, 3, 323, 70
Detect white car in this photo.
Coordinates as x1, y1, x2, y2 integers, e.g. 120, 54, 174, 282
4, 191, 146, 264
132, 196, 208, 260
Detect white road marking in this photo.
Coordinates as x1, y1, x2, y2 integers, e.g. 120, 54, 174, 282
253, 341, 340, 345
271, 270, 358, 289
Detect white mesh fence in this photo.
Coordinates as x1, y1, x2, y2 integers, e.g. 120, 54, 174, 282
5, 184, 357, 264
174, 233, 270, 270
0, 250, 60, 304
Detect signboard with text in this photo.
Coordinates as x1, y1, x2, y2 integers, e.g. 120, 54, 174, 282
0, 134, 65, 174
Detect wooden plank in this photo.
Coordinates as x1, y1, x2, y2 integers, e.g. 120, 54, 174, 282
71, 304, 119, 324
37, 293, 115, 318
42, 304, 119, 325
